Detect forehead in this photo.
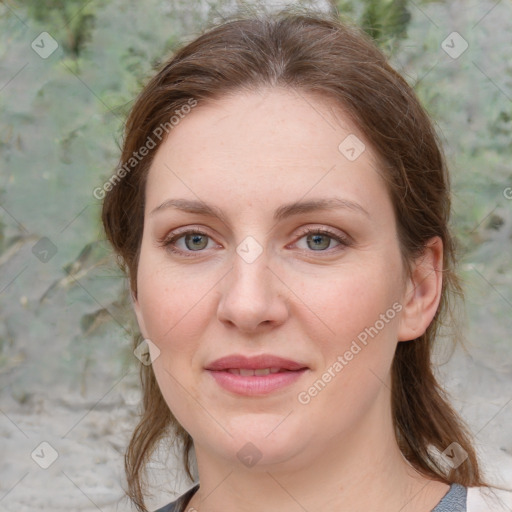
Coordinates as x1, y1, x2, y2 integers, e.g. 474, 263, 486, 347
145, 87, 388, 218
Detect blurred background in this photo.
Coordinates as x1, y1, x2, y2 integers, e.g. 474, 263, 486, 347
0, 0, 511, 510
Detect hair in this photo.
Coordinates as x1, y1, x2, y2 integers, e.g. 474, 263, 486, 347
101, 6, 487, 511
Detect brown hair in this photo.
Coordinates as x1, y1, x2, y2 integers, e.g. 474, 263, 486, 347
101, 7, 485, 511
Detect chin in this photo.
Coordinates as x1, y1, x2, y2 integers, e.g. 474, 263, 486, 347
200, 416, 311, 469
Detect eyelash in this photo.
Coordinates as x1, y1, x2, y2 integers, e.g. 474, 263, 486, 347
158, 227, 351, 258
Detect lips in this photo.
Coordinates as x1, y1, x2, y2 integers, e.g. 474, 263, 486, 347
205, 354, 309, 395
205, 354, 308, 372
226, 367, 282, 376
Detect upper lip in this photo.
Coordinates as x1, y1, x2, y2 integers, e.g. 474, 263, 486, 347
205, 354, 308, 371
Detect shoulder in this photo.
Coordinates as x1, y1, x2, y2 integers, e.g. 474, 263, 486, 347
430, 484, 512, 512
154, 484, 200, 512
467, 486, 512, 512
432, 483, 467, 511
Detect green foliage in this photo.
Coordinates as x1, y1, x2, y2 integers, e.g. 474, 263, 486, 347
335, 0, 412, 52
360, 0, 411, 45
16, 0, 104, 56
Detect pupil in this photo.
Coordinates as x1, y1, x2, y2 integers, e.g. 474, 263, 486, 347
309, 234, 329, 250
187, 234, 207, 250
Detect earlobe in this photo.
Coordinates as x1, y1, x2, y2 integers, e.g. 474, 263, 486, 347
397, 236, 443, 342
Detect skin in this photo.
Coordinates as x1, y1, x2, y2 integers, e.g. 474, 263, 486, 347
133, 87, 448, 512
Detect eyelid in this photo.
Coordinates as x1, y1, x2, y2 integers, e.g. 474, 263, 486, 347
292, 225, 351, 244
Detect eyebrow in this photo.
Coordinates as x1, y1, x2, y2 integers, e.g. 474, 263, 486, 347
150, 197, 369, 224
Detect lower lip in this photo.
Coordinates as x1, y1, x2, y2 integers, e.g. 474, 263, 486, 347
206, 369, 307, 395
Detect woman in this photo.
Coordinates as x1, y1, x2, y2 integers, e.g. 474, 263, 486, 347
101, 7, 505, 512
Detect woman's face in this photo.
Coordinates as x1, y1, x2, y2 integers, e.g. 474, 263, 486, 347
134, 88, 415, 470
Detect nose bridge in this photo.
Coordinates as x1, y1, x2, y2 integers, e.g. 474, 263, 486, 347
216, 235, 287, 331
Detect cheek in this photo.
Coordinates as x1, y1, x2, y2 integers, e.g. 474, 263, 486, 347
136, 249, 215, 347
296, 264, 402, 408
135, 257, 214, 429
296, 281, 401, 458
298, 260, 402, 345
297, 265, 402, 414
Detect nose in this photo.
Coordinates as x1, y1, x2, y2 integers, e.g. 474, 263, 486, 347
216, 247, 289, 334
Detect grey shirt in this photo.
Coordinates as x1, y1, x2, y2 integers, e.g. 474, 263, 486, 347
154, 482, 467, 512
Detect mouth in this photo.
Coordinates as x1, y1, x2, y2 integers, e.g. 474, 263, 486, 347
205, 354, 309, 395
205, 354, 308, 371
223, 367, 295, 376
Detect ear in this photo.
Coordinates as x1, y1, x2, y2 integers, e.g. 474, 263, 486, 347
131, 289, 149, 339
397, 236, 443, 342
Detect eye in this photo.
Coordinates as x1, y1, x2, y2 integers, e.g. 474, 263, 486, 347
159, 229, 218, 257
292, 227, 351, 253
159, 226, 351, 258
